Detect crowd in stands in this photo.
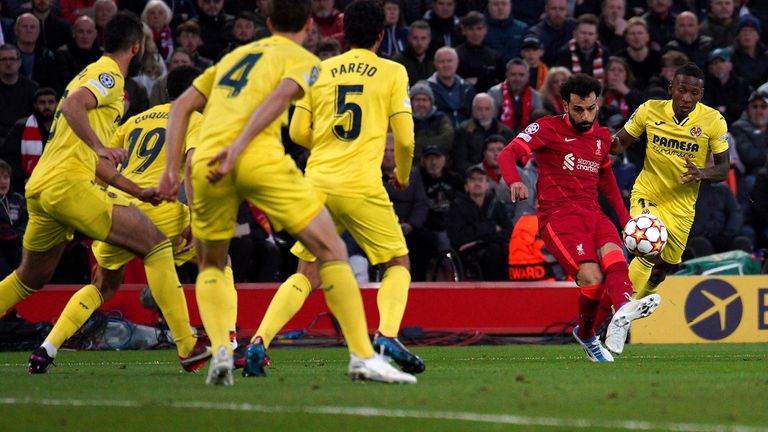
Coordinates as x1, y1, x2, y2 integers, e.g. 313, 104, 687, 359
2, 0, 768, 283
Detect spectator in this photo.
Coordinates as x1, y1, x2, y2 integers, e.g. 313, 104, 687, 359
455, 11, 505, 93
446, 164, 512, 281
0, 45, 38, 144
453, 93, 515, 173
615, 17, 661, 90
539, 66, 571, 115
528, 0, 576, 66
641, 0, 677, 50
731, 91, 768, 181
703, 48, 751, 126
378, 0, 408, 58
176, 20, 214, 70
484, 0, 529, 63
598, 0, 628, 54
424, 0, 461, 53
316, 37, 341, 60
132, 25, 167, 99
0, 159, 27, 278
489, 58, 543, 133
302, 22, 321, 54
93, 0, 117, 47
312, 0, 345, 49
54, 16, 101, 94
0, 87, 55, 194
662, 11, 714, 69
59, 0, 95, 24
223, 11, 268, 55
521, 35, 547, 90
700, 0, 738, 49
481, 134, 537, 224
511, 0, 544, 27
556, 14, 609, 80
0, 1, 14, 46
646, 49, 688, 98
411, 80, 454, 159
751, 158, 768, 246
166, 0, 199, 28
27, 0, 71, 51
191, 0, 234, 61
382, 135, 433, 281
142, 0, 174, 62
689, 181, 751, 255
729, 15, 768, 90
228, 202, 282, 282
402, 0, 431, 24
603, 56, 644, 119
393, 20, 434, 86
14, 13, 57, 89
149, 48, 195, 106
428, 46, 476, 127
420, 145, 464, 251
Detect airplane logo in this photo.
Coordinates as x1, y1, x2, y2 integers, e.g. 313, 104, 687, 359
684, 280, 743, 340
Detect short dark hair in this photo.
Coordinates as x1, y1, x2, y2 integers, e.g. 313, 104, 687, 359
235, 11, 259, 26
317, 37, 341, 54
104, 11, 143, 53
576, 13, 599, 28
177, 20, 201, 37
674, 62, 705, 82
460, 11, 485, 28
0, 44, 20, 58
0, 159, 11, 176
409, 20, 431, 34
167, 65, 202, 100
33, 87, 57, 101
559, 73, 603, 102
268, 0, 311, 33
505, 57, 527, 70
484, 134, 507, 150
343, 0, 385, 49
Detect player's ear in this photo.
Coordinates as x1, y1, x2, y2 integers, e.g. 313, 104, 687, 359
266, 17, 273, 33
303, 17, 314, 36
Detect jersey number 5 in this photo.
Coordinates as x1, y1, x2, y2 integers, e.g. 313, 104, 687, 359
218, 53, 263, 97
333, 85, 363, 141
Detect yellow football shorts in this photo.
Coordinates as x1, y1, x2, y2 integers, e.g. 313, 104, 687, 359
629, 195, 694, 265
191, 151, 323, 241
292, 190, 409, 265
93, 200, 196, 269
24, 179, 131, 252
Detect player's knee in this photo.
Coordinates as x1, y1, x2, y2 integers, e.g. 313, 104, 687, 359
296, 260, 322, 290
383, 255, 410, 271
576, 267, 603, 287
649, 267, 668, 286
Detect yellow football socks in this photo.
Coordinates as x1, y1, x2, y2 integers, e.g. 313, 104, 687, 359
0, 271, 36, 317
144, 240, 195, 357
223, 265, 238, 341
319, 260, 374, 358
196, 266, 232, 354
377, 265, 410, 338
629, 256, 656, 299
45, 284, 103, 349
254, 272, 312, 348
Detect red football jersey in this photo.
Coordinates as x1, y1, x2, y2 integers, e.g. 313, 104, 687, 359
500, 114, 612, 218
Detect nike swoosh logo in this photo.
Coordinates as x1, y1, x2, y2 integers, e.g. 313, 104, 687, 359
565, 138, 576, 142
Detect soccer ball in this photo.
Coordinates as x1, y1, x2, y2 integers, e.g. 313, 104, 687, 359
623, 214, 668, 257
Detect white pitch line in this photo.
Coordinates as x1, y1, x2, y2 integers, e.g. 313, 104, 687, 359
0, 397, 765, 432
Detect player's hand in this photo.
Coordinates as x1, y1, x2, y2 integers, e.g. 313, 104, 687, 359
389, 176, 408, 191
175, 225, 194, 254
510, 182, 529, 202
96, 146, 127, 166
158, 170, 180, 201
681, 155, 703, 184
207, 143, 244, 183
137, 187, 162, 206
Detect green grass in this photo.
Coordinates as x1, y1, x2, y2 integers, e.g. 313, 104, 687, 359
0, 344, 767, 431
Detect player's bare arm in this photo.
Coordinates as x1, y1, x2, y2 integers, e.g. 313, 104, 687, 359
177, 147, 196, 253
95, 159, 161, 205
681, 150, 729, 184
389, 112, 415, 191
610, 128, 634, 155
59, 87, 127, 165
160, 86, 206, 200
289, 105, 314, 149
207, 79, 303, 183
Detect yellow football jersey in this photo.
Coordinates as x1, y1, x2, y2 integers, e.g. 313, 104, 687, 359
110, 103, 201, 189
192, 35, 320, 161
296, 48, 412, 197
26, 56, 124, 197
624, 99, 729, 216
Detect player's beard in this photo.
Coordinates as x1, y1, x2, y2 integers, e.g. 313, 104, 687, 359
568, 114, 594, 133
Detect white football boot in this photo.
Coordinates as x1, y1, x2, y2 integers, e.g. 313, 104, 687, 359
206, 345, 234, 386
348, 353, 417, 384
605, 293, 661, 354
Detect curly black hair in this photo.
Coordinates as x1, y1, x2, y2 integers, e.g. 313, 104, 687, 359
559, 73, 603, 102
343, 0, 386, 49
674, 62, 705, 82
268, 0, 312, 33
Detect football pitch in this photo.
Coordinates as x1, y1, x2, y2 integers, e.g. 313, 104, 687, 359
0, 344, 766, 432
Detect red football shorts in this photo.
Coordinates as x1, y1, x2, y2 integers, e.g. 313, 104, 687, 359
539, 208, 622, 278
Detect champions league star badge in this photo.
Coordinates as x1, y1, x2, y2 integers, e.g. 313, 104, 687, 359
524, 123, 539, 135
98, 73, 115, 89
689, 126, 703, 138
305, 66, 320, 86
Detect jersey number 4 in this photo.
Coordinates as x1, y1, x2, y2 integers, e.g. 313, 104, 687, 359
218, 53, 263, 97
333, 85, 363, 141
121, 127, 165, 173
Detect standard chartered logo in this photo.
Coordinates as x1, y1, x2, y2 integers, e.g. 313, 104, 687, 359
562, 153, 575, 171
685, 280, 743, 340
